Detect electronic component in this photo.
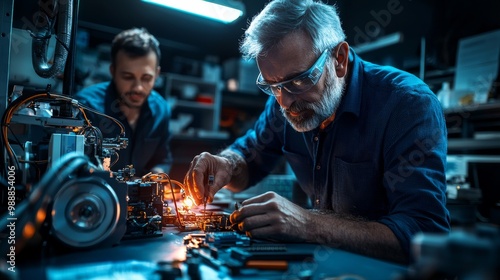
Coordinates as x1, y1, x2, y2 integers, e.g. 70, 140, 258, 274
48, 133, 85, 168
163, 209, 233, 232
183, 231, 315, 276
230, 244, 314, 261
122, 173, 234, 238
205, 231, 251, 247
1, 86, 129, 187
124, 180, 164, 239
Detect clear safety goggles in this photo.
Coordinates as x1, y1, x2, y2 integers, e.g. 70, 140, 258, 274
256, 48, 331, 96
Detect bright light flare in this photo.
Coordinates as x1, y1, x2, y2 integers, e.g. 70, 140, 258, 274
183, 196, 194, 210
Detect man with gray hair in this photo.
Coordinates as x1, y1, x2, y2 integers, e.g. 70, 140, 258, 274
184, 0, 449, 264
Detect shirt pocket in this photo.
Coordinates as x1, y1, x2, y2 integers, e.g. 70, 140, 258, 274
333, 157, 387, 218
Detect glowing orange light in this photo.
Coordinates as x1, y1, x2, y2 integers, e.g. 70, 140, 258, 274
36, 208, 46, 223
183, 196, 194, 209
23, 222, 35, 239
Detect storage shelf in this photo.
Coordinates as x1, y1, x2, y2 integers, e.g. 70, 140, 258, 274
446, 102, 500, 135
448, 138, 500, 150
175, 100, 215, 110
222, 90, 269, 110
446, 101, 500, 153
162, 73, 221, 133
444, 102, 500, 116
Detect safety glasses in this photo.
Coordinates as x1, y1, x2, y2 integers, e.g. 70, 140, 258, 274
256, 48, 331, 96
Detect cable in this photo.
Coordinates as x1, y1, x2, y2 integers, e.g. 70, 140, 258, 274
77, 103, 126, 138
79, 124, 104, 163
167, 175, 184, 229
1, 91, 76, 173
145, 173, 186, 229
1, 90, 126, 180
78, 107, 92, 127
110, 151, 120, 168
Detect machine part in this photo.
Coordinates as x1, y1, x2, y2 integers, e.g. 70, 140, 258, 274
31, 0, 72, 78
1, 87, 128, 184
50, 171, 127, 249
22, 141, 32, 185
0, 153, 89, 255
48, 133, 85, 168
409, 224, 500, 280
0, 0, 13, 116
10, 114, 84, 127
124, 180, 164, 238
113, 165, 135, 182
163, 210, 233, 232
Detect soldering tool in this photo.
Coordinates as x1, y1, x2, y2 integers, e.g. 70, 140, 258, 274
204, 174, 215, 216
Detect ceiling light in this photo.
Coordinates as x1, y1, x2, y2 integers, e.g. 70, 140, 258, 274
142, 0, 245, 24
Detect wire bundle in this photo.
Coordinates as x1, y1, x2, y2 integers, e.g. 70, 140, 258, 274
0, 88, 125, 180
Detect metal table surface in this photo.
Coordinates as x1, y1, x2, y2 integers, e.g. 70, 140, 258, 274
15, 226, 408, 280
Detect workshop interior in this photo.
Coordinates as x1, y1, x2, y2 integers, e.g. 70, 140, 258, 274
1, 0, 500, 279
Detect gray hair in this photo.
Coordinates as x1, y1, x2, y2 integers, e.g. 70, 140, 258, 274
240, 0, 346, 59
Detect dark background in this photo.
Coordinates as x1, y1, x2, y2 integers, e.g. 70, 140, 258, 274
7, 0, 500, 230
12, 0, 500, 76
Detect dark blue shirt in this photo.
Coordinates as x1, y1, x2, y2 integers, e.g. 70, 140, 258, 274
229, 50, 450, 256
74, 81, 172, 176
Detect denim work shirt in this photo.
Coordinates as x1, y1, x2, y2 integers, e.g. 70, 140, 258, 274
75, 81, 172, 176
229, 49, 451, 256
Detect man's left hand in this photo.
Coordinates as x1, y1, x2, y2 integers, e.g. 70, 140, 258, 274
229, 191, 310, 242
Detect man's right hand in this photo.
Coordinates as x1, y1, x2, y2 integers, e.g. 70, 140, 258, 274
183, 152, 234, 206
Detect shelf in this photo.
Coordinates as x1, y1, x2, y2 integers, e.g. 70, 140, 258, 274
162, 73, 221, 132
445, 101, 500, 154
448, 139, 500, 151
174, 100, 215, 110
164, 73, 218, 89
222, 90, 269, 110
444, 102, 500, 116
445, 102, 500, 138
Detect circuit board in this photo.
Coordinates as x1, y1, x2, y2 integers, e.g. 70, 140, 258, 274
163, 209, 234, 232
182, 231, 315, 276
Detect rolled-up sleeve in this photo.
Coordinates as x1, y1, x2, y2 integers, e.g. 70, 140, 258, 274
379, 89, 450, 256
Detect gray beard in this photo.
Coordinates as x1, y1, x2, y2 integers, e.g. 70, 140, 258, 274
281, 64, 345, 132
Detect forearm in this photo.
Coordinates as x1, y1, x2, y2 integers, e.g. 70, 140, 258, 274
218, 149, 249, 192
306, 210, 407, 264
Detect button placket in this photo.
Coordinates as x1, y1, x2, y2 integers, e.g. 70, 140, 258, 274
313, 132, 322, 209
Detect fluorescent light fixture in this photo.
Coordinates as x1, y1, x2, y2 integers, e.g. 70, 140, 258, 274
142, 0, 245, 24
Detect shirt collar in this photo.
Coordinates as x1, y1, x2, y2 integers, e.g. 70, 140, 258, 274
335, 47, 363, 119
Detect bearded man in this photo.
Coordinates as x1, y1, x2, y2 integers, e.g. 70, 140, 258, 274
183, 0, 449, 264
75, 27, 172, 175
